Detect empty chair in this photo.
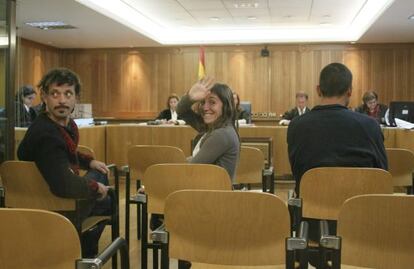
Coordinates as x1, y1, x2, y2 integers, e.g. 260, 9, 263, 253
332, 195, 414, 269
165, 190, 304, 269
234, 146, 266, 191
0, 161, 119, 268
125, 145, 186, 243
0, 208, 128, 269
289, 167, 393, 267
386, 148, 414, 193
140, 163, 233, 269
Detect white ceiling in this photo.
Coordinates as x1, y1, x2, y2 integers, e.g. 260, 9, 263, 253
15, 0, 414, 48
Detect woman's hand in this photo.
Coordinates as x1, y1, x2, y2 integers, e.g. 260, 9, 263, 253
188, 77, 215, 102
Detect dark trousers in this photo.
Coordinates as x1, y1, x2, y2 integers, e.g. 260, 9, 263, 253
81, 169, 112, 258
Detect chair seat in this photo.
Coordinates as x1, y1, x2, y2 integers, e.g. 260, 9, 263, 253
81, 215, 111, 233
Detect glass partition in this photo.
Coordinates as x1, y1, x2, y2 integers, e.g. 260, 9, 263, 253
0, 0, 16, 162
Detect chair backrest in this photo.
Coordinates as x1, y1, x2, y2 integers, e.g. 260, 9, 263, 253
300, 167, 393, 220
127, 145, 186, 180
77, 144, 96, 158
240, 137, 273, 169
165, 190, 290, 266
386, 148, 414, 187
0, 161, 75, 211
338, 194, 414, 269
234, 146, 264, 184
0, 208, 80, 269
144, 164, 232, 214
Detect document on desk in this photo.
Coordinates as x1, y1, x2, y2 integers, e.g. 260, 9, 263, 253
395, 118, 414, 129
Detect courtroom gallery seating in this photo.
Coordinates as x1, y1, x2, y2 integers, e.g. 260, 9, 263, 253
0, 161, 120, 269
0, 208, 129, 269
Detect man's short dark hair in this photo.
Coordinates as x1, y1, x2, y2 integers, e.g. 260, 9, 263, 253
319, 63, 352, 97
37, 68, 81, 96
19, 85, 36, 97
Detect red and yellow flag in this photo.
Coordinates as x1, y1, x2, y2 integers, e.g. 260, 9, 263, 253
198, 46, 206, 80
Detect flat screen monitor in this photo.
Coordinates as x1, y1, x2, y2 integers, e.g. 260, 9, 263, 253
388, 101, 414, 127
240, 101, 252, 124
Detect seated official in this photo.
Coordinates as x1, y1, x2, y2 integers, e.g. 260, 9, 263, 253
15, 85, 37, 127
279, 91, 311, 125
355, 90, 388, 124
156, 94, 186, 125
233, 91, 251, 124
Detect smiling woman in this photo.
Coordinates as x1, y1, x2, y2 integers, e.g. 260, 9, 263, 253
177, 78, 240, 181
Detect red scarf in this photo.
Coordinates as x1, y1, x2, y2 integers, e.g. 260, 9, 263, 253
57, 119, 81, 175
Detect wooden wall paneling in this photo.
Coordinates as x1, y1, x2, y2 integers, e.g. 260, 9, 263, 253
154, 52, 172, 111
370, 49, 395, 103
344, 49, 363, 108
393, 48, 411, 101
17, 39, 61, 104
105, 125, 153, 167
271, 49, 298, 115
249, 50, 270, 113
19, 42, 414, 117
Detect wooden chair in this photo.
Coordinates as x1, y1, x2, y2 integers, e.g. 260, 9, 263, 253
235, 146, 272, 192
125, 145, 186, 243
78, 144, 120, 201
240, 137, 276, 192
386, 148, 414, 194
330, 194, 414, 269
0, 208, 129, 269
0, 161, 120, 268
288, 167, 393, 267
165, 190, 305, 269
140, 163, 233, 269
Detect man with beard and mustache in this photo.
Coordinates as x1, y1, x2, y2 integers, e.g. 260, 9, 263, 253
17, 68, 111, 258
287, 62, 388, 265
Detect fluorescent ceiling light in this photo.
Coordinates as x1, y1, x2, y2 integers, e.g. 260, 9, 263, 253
25, 21, 75, 30
409, 14, 414, 20
0, 36, 8, 46
76, 0, 395, 45
25, 21, 67, 27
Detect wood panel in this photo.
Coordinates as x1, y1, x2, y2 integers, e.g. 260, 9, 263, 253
18, 41, 414, 119
16, 39, 61, 105
394, 129, 414, 153
239, 126, 291, 176
78, 126, 106, 162
150, 125, 197, 156
105, 125, 153, 167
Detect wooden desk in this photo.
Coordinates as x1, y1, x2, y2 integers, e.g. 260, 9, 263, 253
105, 125, 153, 167
394, 128, 414, 152
78, 125, 106, 162
15, 125, 410, 178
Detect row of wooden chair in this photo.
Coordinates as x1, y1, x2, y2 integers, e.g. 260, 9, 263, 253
0, 160, 124, 269
0, 207, 129, 269
164, 191, 414, 269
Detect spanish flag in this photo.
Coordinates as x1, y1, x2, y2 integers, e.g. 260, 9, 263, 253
198, 46, 206, 80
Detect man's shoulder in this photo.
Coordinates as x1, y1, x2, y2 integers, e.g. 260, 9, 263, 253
26, 114, 58, 137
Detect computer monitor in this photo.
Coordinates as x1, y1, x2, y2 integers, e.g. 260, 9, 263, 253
388, 101, 414, 127
239, 101, 252, 124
